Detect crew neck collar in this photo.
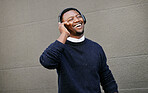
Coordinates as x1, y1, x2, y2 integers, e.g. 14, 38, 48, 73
67, 35, 85, 43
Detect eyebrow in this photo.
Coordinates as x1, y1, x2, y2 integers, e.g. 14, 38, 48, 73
67, 14, 81, 20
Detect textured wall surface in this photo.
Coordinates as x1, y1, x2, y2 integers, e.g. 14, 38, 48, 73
0, 0, 148, 93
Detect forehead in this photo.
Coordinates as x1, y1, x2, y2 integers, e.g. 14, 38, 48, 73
62, 10, 80, 21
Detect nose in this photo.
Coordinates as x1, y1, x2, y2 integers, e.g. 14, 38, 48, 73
73, 17, 79, 22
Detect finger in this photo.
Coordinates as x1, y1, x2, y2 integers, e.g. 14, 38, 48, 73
63, 21, 69, 26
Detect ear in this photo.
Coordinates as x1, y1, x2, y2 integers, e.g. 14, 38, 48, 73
82, 14, 86, 24
58, 15, 62, 23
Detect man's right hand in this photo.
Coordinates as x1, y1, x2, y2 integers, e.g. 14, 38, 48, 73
57, 22, 70, 44
58, 22, 70, 36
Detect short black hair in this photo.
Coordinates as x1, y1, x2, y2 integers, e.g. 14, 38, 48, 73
58, 8, 82, 23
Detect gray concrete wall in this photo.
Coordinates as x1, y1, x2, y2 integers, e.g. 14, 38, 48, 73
0, 0, 148, 93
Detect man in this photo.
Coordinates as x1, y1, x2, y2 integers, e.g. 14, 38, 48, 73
40, 8, 118, 93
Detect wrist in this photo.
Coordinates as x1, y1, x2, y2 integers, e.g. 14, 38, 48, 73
57, 32, 69, 44
61, 31, 70, 37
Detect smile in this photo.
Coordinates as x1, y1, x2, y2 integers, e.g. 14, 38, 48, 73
74, 23, 82, 28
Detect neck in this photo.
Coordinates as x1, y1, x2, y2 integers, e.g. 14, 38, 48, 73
67, 35, 85, 43
69, 34, 84, 39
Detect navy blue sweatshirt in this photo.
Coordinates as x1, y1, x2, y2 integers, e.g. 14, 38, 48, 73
40, 38, 118, 93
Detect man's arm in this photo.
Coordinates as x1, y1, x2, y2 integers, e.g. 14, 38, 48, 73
40, 40, 65, 69
39, 22, 70, 69
99, 47, 118, 93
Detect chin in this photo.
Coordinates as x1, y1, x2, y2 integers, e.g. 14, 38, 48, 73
75, 28, 84, 33
75, 30, 84, 36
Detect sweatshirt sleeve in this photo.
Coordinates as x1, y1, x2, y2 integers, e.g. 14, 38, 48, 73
39, 40, 65, 69
99, 47, 118, 93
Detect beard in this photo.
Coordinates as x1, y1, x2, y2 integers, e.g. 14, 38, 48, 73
67, 26, 84, 36
75, 30, 84, 36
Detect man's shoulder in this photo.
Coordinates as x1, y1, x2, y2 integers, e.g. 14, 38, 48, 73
85, 38, 101, 46
85, 38, 102, 49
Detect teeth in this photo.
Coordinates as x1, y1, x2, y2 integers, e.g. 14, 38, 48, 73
74, 24, 81, 28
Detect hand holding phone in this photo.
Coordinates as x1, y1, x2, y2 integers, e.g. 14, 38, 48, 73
57, 21, 70, 44
58, 21, 70, 36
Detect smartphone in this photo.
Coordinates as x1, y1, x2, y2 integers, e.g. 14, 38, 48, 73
64, 23, 70, 32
